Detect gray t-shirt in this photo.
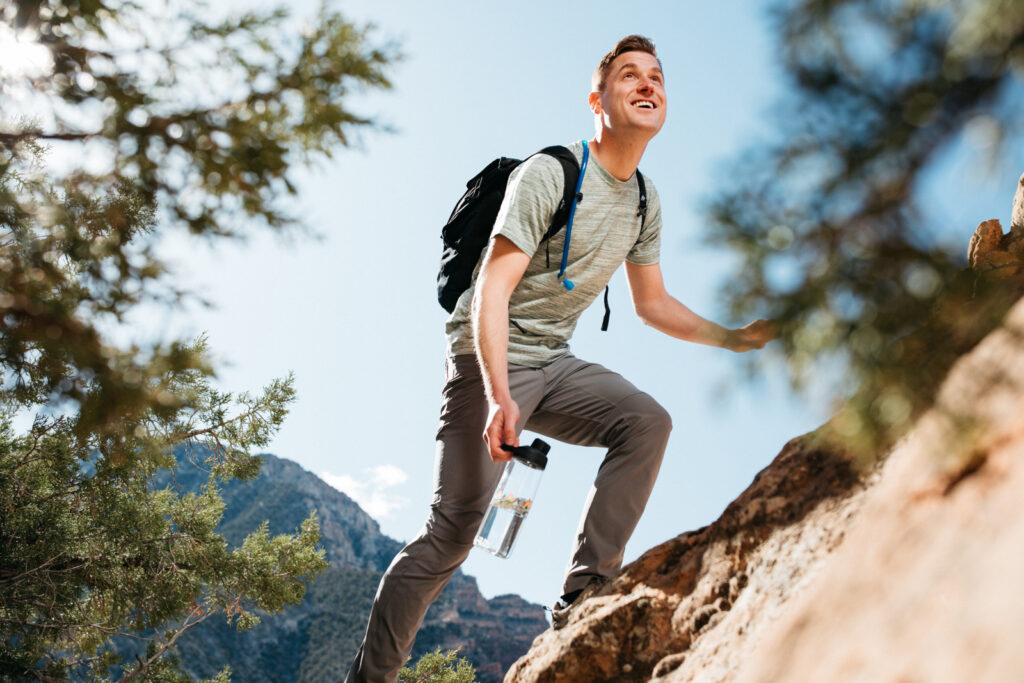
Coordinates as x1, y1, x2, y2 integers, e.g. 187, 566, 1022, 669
445, 140, 663, 367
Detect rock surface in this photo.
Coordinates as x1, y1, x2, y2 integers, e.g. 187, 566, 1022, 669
506, 424, 871, 683
508, 213, 1024, 681
733, 289, 1024, 683
967, 218, 1024, 277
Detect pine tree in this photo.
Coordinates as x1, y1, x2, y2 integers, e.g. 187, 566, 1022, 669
708, 0, 1023, 455
398, 648, 478, 683
0, 0, 396, 679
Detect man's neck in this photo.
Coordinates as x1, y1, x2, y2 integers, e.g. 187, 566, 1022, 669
588, 133, 650, 181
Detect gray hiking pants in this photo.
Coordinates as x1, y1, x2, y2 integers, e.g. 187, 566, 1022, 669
344, 353, 672, 683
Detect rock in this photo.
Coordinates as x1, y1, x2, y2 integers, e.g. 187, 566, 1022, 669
505, 434, 869, 683
733, 296, 1024, 683
967, 213, 1024, 278
967, 218, 1005, 269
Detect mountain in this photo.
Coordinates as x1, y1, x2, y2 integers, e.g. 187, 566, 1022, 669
508, 190, 1024, 682
151, 452, 548, 682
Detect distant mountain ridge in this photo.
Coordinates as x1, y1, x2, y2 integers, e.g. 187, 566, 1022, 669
157, 451, 548, 682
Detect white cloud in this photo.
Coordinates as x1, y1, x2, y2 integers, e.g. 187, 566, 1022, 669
370, 464, 408, 488
320, 465, 410, 520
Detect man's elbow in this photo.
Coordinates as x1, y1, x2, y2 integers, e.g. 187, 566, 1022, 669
633, 301, 660, 329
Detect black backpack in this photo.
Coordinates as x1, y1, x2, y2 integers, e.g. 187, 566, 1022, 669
437, 144, 647, 329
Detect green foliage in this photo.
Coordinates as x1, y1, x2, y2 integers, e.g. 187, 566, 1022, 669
0, 0, 396, 679
398, 648, 478, 683
118, 646, 229, 683
1, 0, 396, 435
708, 0, 1024, 458
0, 352, 328, 680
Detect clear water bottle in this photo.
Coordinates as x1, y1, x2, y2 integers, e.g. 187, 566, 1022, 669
473, 438, 550, 559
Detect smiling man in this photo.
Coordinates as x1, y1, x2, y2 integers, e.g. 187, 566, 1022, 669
345, 35, 774, 683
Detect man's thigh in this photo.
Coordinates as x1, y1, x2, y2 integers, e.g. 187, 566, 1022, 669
524, 354, 648, 448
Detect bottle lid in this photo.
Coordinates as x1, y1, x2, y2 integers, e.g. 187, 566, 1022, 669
512, 438, 549, 470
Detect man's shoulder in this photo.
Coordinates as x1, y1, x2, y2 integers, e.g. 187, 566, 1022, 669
508, 142, 582, 198
519, 141, 583, 175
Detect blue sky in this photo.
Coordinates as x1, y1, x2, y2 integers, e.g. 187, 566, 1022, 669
7, 0, 1018, 610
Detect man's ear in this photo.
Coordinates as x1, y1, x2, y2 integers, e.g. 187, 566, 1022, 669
588, 90, 602, 115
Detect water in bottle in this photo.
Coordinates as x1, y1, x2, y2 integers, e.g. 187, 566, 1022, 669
474, 438, 549, 558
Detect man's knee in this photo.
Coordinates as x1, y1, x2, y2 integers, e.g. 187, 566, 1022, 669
641, 394, 673, 436
612, 392, 672, 443
425, 502, 486, 548
384, 513, 476, 586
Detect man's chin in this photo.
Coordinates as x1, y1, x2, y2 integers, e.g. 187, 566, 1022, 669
628, 119, 665, 138
627, 111, 665, 130
603, 117, 665, 142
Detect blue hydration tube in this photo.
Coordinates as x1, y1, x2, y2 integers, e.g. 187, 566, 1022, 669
559, 139, 589, 290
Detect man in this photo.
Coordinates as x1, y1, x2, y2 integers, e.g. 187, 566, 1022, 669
345, 35, 774, 683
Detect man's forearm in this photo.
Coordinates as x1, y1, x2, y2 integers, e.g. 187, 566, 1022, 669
637, 292, 734, 349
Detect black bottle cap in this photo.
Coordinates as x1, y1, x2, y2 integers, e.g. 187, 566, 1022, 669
511, 438, 549, 470
500, 438, 550, 469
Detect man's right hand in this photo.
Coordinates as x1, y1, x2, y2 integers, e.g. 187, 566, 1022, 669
483, 397, 520, 462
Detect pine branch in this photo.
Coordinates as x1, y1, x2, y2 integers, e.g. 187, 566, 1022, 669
120, 608, 215, 682
170, 399, 271, 443
0, 131, 100, 145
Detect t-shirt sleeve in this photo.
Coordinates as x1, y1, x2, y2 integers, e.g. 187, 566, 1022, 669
492, 154, 565, 257
626, 181, 662, 265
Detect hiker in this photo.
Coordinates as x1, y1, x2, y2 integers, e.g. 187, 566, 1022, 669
345, 34, 774, 683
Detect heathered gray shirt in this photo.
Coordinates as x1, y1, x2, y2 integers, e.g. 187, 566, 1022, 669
445, 140, 663, 367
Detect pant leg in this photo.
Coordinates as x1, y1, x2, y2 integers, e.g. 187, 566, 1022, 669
345, 356, 545, 683
524, 355, 672, 597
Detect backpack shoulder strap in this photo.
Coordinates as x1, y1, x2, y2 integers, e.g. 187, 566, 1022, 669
536, 145, 581, 242
599, 167, 648, 333
635, 169, 648, 228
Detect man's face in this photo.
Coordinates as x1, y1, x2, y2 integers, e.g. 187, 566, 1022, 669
592, 51, 667, 137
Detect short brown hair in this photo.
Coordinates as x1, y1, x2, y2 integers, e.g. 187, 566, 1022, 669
592, 35, 661, 93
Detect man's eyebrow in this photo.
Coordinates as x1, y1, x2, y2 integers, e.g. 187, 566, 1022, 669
615, 62, 664, 78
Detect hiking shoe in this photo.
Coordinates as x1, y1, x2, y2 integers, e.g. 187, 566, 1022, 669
550, 590, 582, 630
549, 577, 609, 629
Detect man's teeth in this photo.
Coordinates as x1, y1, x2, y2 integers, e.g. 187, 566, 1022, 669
634, 101, 654, 109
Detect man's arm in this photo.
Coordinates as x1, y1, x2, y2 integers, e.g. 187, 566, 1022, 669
625, 261, 775, 351
472, 235, 532, 462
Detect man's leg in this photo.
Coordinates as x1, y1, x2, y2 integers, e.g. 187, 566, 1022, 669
524, 355, 672, 597
345, 355, 545, 683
